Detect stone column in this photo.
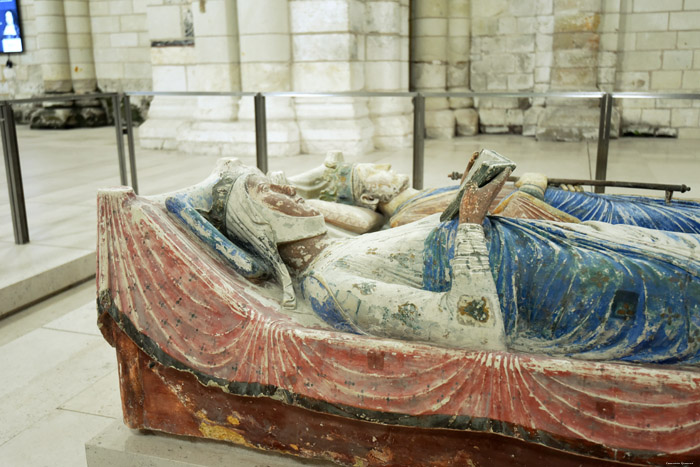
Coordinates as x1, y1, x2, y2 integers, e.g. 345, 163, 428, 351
524, 0, 554, 135
290, 0, 374, 156
64, 0, 96, 93
236, 0, 300, 156
411, 0, 454, 138
364, 0, 412, 148
35, 0, 72, 93
192, 0, 240, 121
139, 0, 198, 150
536, 0, 619, 140
448, 0, 477, 136
175, 0, 247, 155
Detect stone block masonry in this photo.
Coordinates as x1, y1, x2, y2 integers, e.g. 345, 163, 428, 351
4, 0, 698, 154
615, 0, 700, 137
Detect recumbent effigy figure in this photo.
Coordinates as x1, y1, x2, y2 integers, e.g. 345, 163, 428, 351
273, 150, 700, 234
166, 151, 700, 363
98, 149, 700, 465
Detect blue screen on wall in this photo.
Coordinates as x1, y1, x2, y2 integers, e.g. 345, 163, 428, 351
0, 0, 22, 53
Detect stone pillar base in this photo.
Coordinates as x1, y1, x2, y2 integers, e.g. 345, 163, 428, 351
139, 119, 189, 150
455, 109, 478, 136
536, 107, 620, 142
426, 110, 456, 139
29, 102, 108, 130
175, 120, 300, 157
372, 114, 413, 149
297, 118, 374, 156
140, 96, 198, 150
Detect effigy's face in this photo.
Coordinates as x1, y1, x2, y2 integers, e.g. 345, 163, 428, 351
247, 175, 321, 218
354, 163, 409, 204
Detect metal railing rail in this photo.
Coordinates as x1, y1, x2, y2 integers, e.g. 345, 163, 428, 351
121, 90, 614, 194
1, 92, 122, 244
3, 90, 700, 245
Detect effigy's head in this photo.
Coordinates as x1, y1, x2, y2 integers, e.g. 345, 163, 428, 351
319, 152, 409, 210
215, 161, 327, 309
353, 163, 409, 209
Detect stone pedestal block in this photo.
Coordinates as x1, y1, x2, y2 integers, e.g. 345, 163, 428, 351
478, 108, 508, 134
455, 108, 479, 136
621, 125, 678, 138
450, 96, 474, 110
139, 97, 198, 150
175, 120, 300, 157
297, 118, 374, 156
372, 114, 413, 148
76, 107, 108, 127
139, 119, 189, 150
536, 106, 620, 141
29, 105, 108, 129
523, 106, 545, 136
425, 109, 455, 139
30, 108, 78, 129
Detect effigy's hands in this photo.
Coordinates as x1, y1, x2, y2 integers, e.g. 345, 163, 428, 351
459, 167, 512, 224
515, 172, 548, 200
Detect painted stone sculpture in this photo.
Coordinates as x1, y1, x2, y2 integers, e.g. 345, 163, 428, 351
278, 151, 700, 233
98, 152, 700, 466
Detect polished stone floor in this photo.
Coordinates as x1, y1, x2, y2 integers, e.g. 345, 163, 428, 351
0, 126, 698, 465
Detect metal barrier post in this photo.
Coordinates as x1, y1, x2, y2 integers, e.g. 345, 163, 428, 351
0, 101, 29, 244
112, 94, 128, 186
594, 92, 613, 193
412, 93, 425, 190
254, 93, 268, 173
123, 94, 138, 194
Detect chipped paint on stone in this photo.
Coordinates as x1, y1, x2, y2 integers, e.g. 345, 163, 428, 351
96, 158, 700, 465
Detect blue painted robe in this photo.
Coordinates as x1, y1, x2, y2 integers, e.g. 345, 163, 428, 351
405, 185, 700, 233
424, 217, 700, 364
543, 188, 700, 233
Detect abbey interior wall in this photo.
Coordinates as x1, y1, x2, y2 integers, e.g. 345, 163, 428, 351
0, 0, 697, 155
615, 0, 700, 138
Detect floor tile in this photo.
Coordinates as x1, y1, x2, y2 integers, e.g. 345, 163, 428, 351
43, 299, 100, 336
0, 280, 94, 347
60, 370, 122, 420
0, 328, 116, 445
0, 409, 114, 467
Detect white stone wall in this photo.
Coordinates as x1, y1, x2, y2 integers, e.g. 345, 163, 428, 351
469, 0, 539, 134
291, 0, 374, 156
0, 0, 43, 98
36, 0, 72, 92
0, 0, 151, 100
616, 0, 700, 138
65, 0, 96, 93
89, 0, 151, 92
2, 0, 697, 144
365, 0, 412, 148
138, 0, 197, 149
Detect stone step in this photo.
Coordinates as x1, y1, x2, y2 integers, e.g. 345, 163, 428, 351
0, 248, 95, 319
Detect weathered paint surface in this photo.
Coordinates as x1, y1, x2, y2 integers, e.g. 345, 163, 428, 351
389, 184, 700, 232
97, 187, 700, 465
544, 188, 700, 232
424, 216, 700, 363
101, 313, 638, 467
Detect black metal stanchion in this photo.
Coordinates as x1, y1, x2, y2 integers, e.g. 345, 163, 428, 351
594, 92, 613, 194
112, 94, 128, 186
254, 93, 268, 174
0, 101, 29, 244
123, 94, 138, 194
412, 93, 425, 190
